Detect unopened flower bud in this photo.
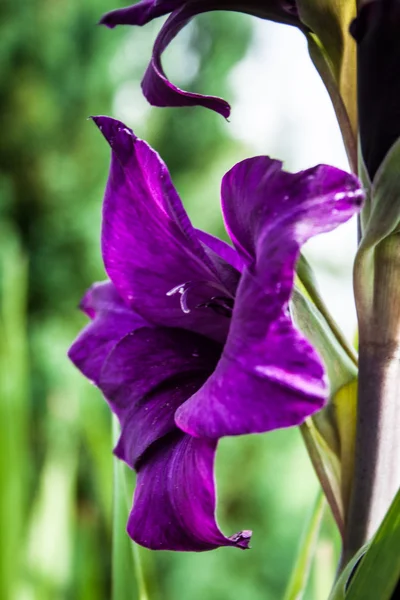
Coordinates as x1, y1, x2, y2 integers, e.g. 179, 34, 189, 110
351, 0, 400, 180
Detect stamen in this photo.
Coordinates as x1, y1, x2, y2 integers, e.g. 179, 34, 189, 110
180, 286, 192, 314
166, 282, 190, 297
166, 280, 234, 316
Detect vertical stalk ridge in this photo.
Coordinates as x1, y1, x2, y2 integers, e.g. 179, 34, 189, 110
344, 343, 400, 561
344, 237, 400, 563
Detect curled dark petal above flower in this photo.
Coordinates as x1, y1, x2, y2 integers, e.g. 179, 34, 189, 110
69, 116, 364, 551
100, 0, 301, 28
100, 1, 304, 117
350, 0, 400, 179
100, 0, 185, 27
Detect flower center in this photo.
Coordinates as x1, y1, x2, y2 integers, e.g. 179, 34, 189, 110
196, 296, 234, 318
166, 281, 234, 317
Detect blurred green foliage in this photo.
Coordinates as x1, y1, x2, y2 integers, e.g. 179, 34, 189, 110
0, 1, 339, 599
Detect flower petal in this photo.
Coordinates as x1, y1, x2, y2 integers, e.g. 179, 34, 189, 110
99, 327, 221, 467
176, 288, 328, 437
101, 1, 302, 117
197, 228, 244, 273
98, 325, 247, 552
221, 157, 364, 265
141, 4, 231, 117
221, 157, 283, 263
68, 281, 146, 385
100, 0, 185, 28
95, 116, 232, 340
128, 431, 251, 551
176, 159, 364, 438
100, 0, 302, 29
95, 115, 218, 271
140, 1, 302, 117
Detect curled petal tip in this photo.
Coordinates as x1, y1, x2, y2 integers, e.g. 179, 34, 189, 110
230, 529, 252, 549
221, 104, 231, 120
99, 1, 179, 28
98, 7, 143, 28
98, 15, 117, 29
138, 3, 233, 118
141, 71, 232, 118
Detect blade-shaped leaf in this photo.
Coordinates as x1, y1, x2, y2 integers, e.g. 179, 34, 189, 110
297, 255, 357, 366
355, 137, 400, 332
293, 266, 358, 533
327, 545, 368, 600
283, 490, 325, 600
112, 417, 149, 600
345, 487, 400, 599
333, 380, 357, 517
297, 0, 358, 169
329, 488, 400, 599
0, 225, 29, 599
301, 420, 343, 534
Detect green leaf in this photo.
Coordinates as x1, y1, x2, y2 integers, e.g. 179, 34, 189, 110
0, 225, 29, 599
358, 144, 372, 235
332, 380, 357, 517
297, 255, 357, 366
327, 545, 368, 600
346, 487, 400, 599
329, 487, 400, 599
297, 0, 358, 169
306, 32, 356, 172
359, 137, 400, 249
297, 0, 356, 82
293, 265, 358, 531
301, 420, 343, 534
354, 137, 400, 336
112, 418, 149, 600
283, 490, 325, 600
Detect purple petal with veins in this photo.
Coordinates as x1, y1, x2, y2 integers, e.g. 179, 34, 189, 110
69, 116, 364, 551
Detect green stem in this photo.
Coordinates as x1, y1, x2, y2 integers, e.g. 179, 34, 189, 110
283, 489, 326, 600
0, 226, 29, 599
112, 417, 149, 600
344, 237, 400, 564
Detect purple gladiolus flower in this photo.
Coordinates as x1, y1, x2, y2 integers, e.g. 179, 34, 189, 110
99, 1, 305, 118
69, 116, 363, 551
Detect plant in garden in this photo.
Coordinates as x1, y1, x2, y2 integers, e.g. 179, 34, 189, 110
69, 0, 400, 598
69, 115, 362, 550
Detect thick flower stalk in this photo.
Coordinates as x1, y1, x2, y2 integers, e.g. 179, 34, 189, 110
69, 116, 363, 551
342, 0, 400, 562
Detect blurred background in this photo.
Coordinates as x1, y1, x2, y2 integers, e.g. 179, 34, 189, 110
0, 1, 357, 599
